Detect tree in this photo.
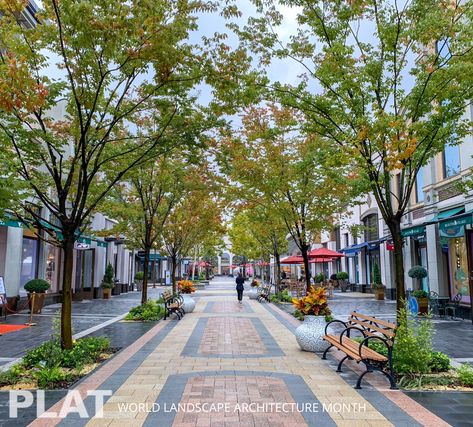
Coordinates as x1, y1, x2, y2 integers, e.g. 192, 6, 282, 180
102, 157, 185, 304
161, 165, 225, 293
235, 0, 473, 309
219, 105, 356, 291
0, 0, 214, 348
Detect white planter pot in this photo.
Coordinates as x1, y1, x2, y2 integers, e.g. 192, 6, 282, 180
248, 287, 259, 300
182, 294, 196, 313
295, 315, 329, 352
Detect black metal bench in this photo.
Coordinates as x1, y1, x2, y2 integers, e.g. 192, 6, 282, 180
322, 311, 398, 389
257, 285, 271, 303
162, 290, 185, 320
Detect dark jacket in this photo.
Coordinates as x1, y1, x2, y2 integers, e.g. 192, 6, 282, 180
235, 276, 244, 290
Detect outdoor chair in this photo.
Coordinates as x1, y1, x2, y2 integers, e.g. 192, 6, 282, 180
428, 291, 440, 316
445, 293, 462, 319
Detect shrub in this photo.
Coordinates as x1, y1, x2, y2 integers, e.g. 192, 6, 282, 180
178, 280, 196, 294
373, 263, 382, 285
34, 366, 69, 389
102, 263, 115, 288
125, 300, 164, 321
134, 271, 144, 281
408, 265, 428, 279
393, 306, 433, 374
314, 273, 324, 283
336, 272, 349, 281
23, 337, 111, 370
0, 365, 22, 386
24, 279, 50, 293
411, 289, 428, 298
292, 309, 304, 321
457, 364, 473, 387
429, 352, 451, 373
292, 286, 331, 316
330, 274, 338, 281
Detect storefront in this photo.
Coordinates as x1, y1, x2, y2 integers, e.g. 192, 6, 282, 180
401, 225, 428, 291
439, 211, 473, 306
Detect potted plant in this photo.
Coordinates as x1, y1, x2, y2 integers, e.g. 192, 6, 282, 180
292, 286, 332, 352
408, 265, 428, 288
411, 289, 429, 315
314, 273, 324, 285
336, 271, 349, 292
134, 271, 144, 292
372, 264, 384, 300
178, 280, 196, 313
249, 279, 259, 300
24, 279, 50, 314
101, 263, 115, 300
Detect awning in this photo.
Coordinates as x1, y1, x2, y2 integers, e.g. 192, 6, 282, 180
401, 225, 426, 238
439, 210, 473, 238
340, 242, 368, 254
431, 206, 465, 221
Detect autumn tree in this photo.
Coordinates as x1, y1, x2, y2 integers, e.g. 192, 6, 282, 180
219, 105, 357, 291
161, 165, 225, 293
234, 0, 473, 308
0, 0, 221, 348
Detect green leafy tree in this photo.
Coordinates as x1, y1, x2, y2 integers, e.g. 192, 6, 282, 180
219, 105, 357, 291
0, 0, 216, 348
234, 0, 473, 309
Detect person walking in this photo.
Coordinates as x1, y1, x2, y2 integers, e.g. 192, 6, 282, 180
235, 272, 245, 304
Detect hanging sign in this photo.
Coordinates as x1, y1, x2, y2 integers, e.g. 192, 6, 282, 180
75, 242, 90, 250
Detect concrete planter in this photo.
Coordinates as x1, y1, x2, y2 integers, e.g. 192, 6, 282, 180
249, 287, 259, 300
295, 315, 330, 352
182, 294, 196, 313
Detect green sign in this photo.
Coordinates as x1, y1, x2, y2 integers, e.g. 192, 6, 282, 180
0, 219, 25, 228
95, 240, 107, 248
439, 213, 473, 238
401, 225, 426, 238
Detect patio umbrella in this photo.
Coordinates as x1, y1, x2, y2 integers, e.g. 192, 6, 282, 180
308, 248, 345, 258
309, 257, 334, 263
280, 255, 304, 264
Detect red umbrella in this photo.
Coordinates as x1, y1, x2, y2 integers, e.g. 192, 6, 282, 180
309, 257, 334, 263
280, 255, 304, 264
256, 261, 270, 266
308, 248, 344, 258
229, 264, 238, 269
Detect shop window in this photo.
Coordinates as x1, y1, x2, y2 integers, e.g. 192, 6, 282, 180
46, 244, 61, 292
415, 167, 425, 203
448, 237, 469, 303
443, 142, 460, 178
334, 227, 341, 251
363, 214, 379, 242
20, 237, 38, 287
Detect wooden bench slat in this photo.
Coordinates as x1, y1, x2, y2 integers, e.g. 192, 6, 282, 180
323, 335, 388, 362
348, 318, 396, 338
349, 312, 396, 329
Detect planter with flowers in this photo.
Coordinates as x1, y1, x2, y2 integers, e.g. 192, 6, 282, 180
249, 279, 259, 300
178, 280, 196, 313
292, 286, 332, 352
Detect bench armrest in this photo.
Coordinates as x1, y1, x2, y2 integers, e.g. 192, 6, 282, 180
324, 319, 347, 336
339, 326, 366, 345
358, 335, 392, 360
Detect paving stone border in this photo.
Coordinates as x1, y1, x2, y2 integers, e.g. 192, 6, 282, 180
143, 370, 336, 427
181, 317, 284, 358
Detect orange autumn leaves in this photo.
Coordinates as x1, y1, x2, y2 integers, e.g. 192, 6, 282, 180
0, 54, 48, 114
292, 286, 332, 317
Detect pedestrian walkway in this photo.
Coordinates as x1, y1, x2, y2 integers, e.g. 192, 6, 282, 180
28, 277, 454, 427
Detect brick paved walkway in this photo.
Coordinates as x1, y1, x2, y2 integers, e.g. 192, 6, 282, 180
28, 278, 453, 427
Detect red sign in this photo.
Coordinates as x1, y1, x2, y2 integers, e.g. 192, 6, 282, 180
386, 241, 394, 251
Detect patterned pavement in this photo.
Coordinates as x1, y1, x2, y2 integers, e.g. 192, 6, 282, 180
27, 277, 454, 427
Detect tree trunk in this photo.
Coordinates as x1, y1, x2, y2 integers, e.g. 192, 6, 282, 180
301, 245, 311, 294
61, 237, 75, 350
387, 218, 406, 313
142, 246, 150, 304
171, 255, 177, 294
274, 251, 281, 292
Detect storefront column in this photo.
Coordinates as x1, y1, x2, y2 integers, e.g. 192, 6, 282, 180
426, 223, 446, 295
217, 255, 222, 275
403, 237, 415, 291
4, 227, 23, 296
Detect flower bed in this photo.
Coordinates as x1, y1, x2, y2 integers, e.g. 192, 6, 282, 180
0, 337, 115, 390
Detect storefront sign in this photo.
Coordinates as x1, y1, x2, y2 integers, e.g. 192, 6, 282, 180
75, 242, 90, 250
401, 225, 426, 238
439, 214, 473, 238
386, 241, 394, 251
